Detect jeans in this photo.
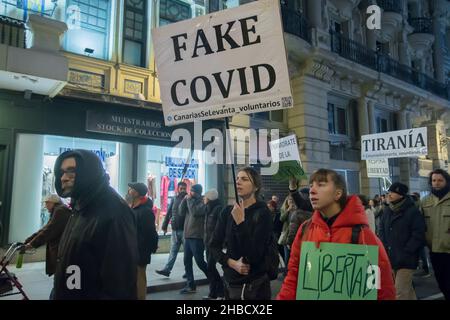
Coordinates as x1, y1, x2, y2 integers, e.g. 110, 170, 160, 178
206, 249, 224, 298
184, 238, 208, 289
430, 252, 450, 300
163, 230, 184, 272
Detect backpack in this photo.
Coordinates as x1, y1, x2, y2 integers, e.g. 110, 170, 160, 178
300, 218, 365, 244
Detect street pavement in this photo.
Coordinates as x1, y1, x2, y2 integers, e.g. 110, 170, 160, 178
0, 252, 444, 300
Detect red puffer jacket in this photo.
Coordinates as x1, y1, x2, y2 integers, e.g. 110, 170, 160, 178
277, 195, 396, 300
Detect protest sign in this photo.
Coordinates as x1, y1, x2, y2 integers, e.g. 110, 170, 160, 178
269, 134, 306, 181
152, 0, 293, 126
361, 127, 427, 160
296, 241, 379, 300
366, 159, 390, 178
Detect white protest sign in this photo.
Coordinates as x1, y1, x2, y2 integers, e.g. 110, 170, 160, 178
366, 159, 390, 178
361, 127, 427, 160
269, 134, 301, 163
152, 0, 293, 126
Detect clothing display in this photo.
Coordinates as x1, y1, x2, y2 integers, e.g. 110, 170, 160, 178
147, 174, 157, 200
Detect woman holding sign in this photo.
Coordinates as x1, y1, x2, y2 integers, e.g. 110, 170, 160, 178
277, 169, 396, 300
209, 167, 274, 300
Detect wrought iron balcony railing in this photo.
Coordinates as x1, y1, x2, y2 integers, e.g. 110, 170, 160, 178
330, 30, 449, 100
408, 17, 433, 34
0, 15, 26, 48
377, 0, 403, 14
280, 3, 311, 44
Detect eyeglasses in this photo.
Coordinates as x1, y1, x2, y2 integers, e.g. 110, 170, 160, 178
60, 167, 76, 177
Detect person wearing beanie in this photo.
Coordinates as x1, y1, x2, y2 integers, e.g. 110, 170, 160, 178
379, 182, 426, 300
202, 188, 225, 300
420, 169, 450, 300
23, 194, 71, 299
178, 184, 208, 294
126, 182, 158, 300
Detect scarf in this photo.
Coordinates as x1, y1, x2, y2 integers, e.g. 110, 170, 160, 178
388, 197, 406, 213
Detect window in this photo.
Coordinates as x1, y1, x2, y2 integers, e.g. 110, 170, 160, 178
376, 117, 388, 133
328, 103, 347, 135
65, 0, 112, 59
252, 110, 284, 122
334, 169, 360, 195
123, 0, 147, 67
159, 0, 207, 25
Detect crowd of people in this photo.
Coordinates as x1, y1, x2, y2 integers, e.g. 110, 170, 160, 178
22, 149, 450, 301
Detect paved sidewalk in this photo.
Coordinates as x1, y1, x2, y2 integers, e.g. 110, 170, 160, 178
1, 253, 210, 300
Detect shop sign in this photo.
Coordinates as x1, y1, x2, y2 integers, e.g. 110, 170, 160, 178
86, 111, 172, 141
152, 0, 293, 126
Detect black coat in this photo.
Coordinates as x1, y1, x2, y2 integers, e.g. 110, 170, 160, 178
379, 196, 426, 270
204, 199, 223, 248
132, 197, 158, 266
53, 150, 138, 300
161, 192, 187, 231
209, 201, 273, 285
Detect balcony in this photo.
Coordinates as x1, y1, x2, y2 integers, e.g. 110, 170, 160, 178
330, 30, 377, 69
377, 0, 403, 14
280, 3, 311, 44
0, 15, 26, 48
330, 30, 449, 100
0, 15, 68, 98
377, 0, 403, 42
409, 17, 433, 34
408, 18, 434, 56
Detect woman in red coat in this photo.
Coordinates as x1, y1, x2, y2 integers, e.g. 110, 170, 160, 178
277, 169, 396, 300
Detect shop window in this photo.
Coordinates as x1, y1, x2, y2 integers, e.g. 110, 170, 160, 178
123, 0, 147, 67
137, 145, 214, 233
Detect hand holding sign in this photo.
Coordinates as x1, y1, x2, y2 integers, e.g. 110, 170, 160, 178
231, 200, 245, 225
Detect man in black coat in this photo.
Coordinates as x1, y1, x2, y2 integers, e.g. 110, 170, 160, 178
157, 181, 188, 277
379, 182, 426, 300
203, 189, 224, 300
53, 149, 138, 300
127, 182, 158, 300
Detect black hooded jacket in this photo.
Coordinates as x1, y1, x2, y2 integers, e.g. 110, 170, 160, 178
53, 150, 138, 300
209, 200, 273, 285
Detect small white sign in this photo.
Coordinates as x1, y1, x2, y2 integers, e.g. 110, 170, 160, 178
269, 134, 300, 163
152, 0, 293, 126
366, 159, 390, 178
361, 127, 428, 160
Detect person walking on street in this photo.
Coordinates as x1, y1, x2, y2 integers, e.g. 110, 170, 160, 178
156, 182, 188, 278
179, 184, 208, 294
53, 149, 138, 300
127, 182, 159, 300
209, 167, 274, 300
358, 194, 376, 232
203, 188, 225, 300
420, 169, 450, 300
277, 169, 395, 300
379, 182, 426, 300
24, 194, 71, 299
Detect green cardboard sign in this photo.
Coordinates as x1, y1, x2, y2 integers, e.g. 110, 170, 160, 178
273, 160, 307, 182
296, 241, 379, 300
